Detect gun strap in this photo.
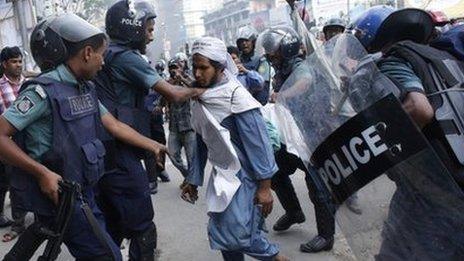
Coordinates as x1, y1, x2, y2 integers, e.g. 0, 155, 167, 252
81, 202, 116, 261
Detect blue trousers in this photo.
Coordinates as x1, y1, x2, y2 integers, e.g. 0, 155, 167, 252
221, 250, 277, 261
37, 188, 122, 260
168, 130, 196, 178
97, 145, 155, 260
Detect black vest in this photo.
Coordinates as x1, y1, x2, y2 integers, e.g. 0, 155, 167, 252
9, 77, 105, 216
384, 40, 464, 186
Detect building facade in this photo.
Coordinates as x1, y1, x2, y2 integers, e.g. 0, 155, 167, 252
0, 0, 37, 70
182, 0, 223, 44
203, 0, 275, 46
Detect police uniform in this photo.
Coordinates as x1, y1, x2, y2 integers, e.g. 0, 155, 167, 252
240, 52, 271, 105
3, 64, 122, 260
96, 44, 160, 257
375, 47, 464, 260
143, 90, 166, 190
271, 58, 336, 249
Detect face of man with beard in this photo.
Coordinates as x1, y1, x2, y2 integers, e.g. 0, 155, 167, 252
136, 18, 155, 54
192, 54, 224, 88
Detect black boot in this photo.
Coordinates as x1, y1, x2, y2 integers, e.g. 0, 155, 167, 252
158, 170, 170, 183
273, 211, 305, 231
149, 182, 158, 195
300, 235, 334, 253
131, 223, 157, 261
345, 194, 362, 215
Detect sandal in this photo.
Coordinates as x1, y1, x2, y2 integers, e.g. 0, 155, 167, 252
2, 231, 19, 242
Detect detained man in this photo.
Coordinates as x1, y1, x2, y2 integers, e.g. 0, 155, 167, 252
181, 37, 289, 261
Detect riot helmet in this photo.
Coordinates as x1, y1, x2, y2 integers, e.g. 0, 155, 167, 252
105, 0, 157, 45
370, 8, 434, 52
155, 59, 166, 73
323, 18, 346, 33
351, 5, 395, 51
323, 18, 347, 41
236, 25, 258, 43
174, 52, 189, 71
174, 52, 188, 63
259, 25, 301, 59
30, 13, 104, 71
168, 58, 179, 69
236, 25, 259, 54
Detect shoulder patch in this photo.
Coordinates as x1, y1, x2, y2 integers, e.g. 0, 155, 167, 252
15, 96, 35, 115
34, 86, 47, 99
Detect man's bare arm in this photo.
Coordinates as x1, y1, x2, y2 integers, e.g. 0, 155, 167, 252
0, 116, 61, 204
402, 92, 434, 129
153, 80, 205, 103
101, 113, 167, 164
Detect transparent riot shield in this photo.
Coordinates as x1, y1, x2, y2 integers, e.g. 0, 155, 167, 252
276, 33, 464, 260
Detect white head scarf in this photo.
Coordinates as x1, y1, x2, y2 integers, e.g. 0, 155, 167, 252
191, 37, 239, 76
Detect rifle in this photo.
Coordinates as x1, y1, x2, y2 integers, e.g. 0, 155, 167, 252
3, 181, 78, 261
38, 181, 79, 260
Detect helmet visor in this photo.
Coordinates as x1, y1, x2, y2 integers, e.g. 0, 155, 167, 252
256, 28, 286, 56
49, 13, 103, 43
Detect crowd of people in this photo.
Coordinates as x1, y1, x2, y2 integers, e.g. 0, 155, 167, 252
0, 0, 463, 260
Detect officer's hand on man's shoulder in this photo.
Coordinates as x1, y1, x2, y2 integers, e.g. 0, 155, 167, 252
191, 87, 207, 98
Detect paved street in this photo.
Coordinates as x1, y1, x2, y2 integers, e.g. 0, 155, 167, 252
0, 159, 355, 261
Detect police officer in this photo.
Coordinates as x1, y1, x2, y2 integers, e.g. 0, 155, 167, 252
147, 58, 171, 191
236, 25, 271, 105
321, 17, 364, 215
96, 1, 203, 260
322, 18, 346, 42
165, 58, 196, 188
260, 25, 337, 253
154, 59, 167, 79
352, 6, 464, 260
0, 13, 166, 261
173, 52, 191, 75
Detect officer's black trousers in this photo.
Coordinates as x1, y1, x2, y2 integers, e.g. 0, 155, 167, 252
271, 145, 336, 238
144, 116, 167, 183
0, 163, 8, 216
0, 163, 27, 233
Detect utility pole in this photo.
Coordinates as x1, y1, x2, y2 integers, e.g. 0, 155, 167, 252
12, 0, 33, 70
347, 0, 350, 18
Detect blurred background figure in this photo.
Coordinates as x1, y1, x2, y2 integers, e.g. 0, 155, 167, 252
163, 57, 196, 189
0, 46, 28, 242
236, 25, 271, 105
155, 59, 168, 80
227, 46, 265, 102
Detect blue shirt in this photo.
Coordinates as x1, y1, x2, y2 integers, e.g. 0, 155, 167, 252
378, 56, 425, 96
108, 48, 162, 107
3, 64, 108, 160
237, 70, 265, 94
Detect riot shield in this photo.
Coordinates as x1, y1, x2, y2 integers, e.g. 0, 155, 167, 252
276, 33, 464, 260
